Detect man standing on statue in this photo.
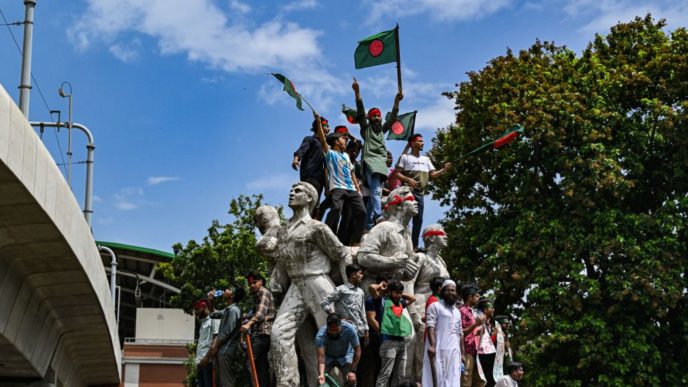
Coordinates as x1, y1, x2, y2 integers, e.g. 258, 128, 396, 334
352, 78, 403, 231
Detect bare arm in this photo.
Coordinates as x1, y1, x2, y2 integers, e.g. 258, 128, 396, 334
393, 169, 418, 189
430, 162, 452, 179
367, 310, 380, 333
317, 346, 326, 384
402, 292, 416, 304
313, 112, 329, 153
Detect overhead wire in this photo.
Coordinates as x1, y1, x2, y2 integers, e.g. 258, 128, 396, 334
0, 7, 69, 176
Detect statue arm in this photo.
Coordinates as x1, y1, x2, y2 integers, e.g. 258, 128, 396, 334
269, 258, 288, 294
315, 223, 352, 265
357, 229, 408, 270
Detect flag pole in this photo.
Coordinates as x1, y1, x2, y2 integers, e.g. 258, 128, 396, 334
394, 24, 402, 94
298, 93, 316, 113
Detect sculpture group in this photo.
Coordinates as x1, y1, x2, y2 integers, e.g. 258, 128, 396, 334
261, 182, 449, 387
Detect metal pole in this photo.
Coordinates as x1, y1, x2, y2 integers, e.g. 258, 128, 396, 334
98, 245, 118, 305
18, 0, 37, 117
29, 121, 95, 228
67, 94, 72, 186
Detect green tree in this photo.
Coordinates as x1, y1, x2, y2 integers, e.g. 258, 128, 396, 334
159, 194, 277, 312
160, 194, 281, 386
432, 15, 688, 386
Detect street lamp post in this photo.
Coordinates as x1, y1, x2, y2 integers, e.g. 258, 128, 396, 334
58, 81, 73, 187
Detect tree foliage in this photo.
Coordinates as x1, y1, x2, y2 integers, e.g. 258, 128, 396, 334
432, 15, 688, 386
159, 194, 277, 313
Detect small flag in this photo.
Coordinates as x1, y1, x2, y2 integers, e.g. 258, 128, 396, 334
342, 105, 358, 124
460, 125, 524, 160
386, 111, 417, 141
354, 27, 398, 69
271, 73, 303, 111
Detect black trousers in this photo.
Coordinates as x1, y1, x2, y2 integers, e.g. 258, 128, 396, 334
478, 352, 497, 387
325, 188, 366, 245
247, 334, 271, 387
303, 177, 324, 218
411, 192, 424, 249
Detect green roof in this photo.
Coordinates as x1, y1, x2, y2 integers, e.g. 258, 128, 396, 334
96, 241, 175, 260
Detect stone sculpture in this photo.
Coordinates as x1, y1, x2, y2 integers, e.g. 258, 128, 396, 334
269, 182, 352, 387
357, 185, 420, 291
407, 223, 451, 376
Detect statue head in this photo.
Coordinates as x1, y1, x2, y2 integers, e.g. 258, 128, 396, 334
255, 205, 280, 234
288, 182, 318, 213
422, 223, 447, 249
383, 186, 418, 218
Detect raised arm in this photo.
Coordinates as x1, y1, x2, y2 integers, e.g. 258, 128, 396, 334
313, 112, 329, 153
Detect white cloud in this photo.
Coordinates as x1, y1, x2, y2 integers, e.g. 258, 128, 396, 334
415, 97, 455, 132
114, 187, 144, 210
109, 39, 141, 62
69, 0, 323, 73
246, 173, 298, 191
284, 0, 319, 12
561, 0, 688, 35
93, 195, 103, 203
363, 0, 511, 24
147, 176, 180, 185
228, 0, 251, 14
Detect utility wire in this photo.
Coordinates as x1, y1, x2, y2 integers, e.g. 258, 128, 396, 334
0, 7, 69, 176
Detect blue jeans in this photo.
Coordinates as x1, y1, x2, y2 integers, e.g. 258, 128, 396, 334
365, 171, 384, 230
411, 192, 424, 249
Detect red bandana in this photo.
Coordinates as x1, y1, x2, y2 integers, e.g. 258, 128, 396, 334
423, 230, 446, 238
383, 194, 415, 210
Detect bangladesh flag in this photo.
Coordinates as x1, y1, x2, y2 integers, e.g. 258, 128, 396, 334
380, 299, 413, 337
271, 73, 303, 111
460, 125, 524, 159
354, 27, 398, 69
386, 111, 417, 141
342, 104, 358, 124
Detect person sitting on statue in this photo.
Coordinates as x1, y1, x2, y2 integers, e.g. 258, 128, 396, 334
316, 313, 361, 387
393, 134, 452, 249
351, 78, 403, 231
269, 181, 352, 387
313, 114, 366, 246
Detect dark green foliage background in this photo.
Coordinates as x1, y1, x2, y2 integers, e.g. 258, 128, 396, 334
431, 15, 688, 386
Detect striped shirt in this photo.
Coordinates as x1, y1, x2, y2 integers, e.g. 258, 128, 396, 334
324, 150, 356, 192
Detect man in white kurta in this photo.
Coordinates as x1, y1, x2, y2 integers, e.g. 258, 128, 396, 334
423, 280, 465, 387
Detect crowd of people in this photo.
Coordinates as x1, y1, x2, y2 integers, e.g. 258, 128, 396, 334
292, 79, 450, 250
193, 268, 524, 387
189, 80, 526, 386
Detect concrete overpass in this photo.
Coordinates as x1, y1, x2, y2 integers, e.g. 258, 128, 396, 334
0, 85, 121, 385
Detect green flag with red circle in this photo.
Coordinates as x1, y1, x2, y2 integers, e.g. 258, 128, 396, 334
386, 110, 417, 141
271, 73, 304, 111
342, 104, 358, 124
354, 28, 398, 69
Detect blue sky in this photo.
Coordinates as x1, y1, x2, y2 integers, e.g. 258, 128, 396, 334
0, 0, 685, 252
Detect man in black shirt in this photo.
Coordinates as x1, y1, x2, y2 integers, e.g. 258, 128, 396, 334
292, 117, 330, 217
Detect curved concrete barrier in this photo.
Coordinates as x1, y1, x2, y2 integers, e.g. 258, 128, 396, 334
0, 84, 120, 386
